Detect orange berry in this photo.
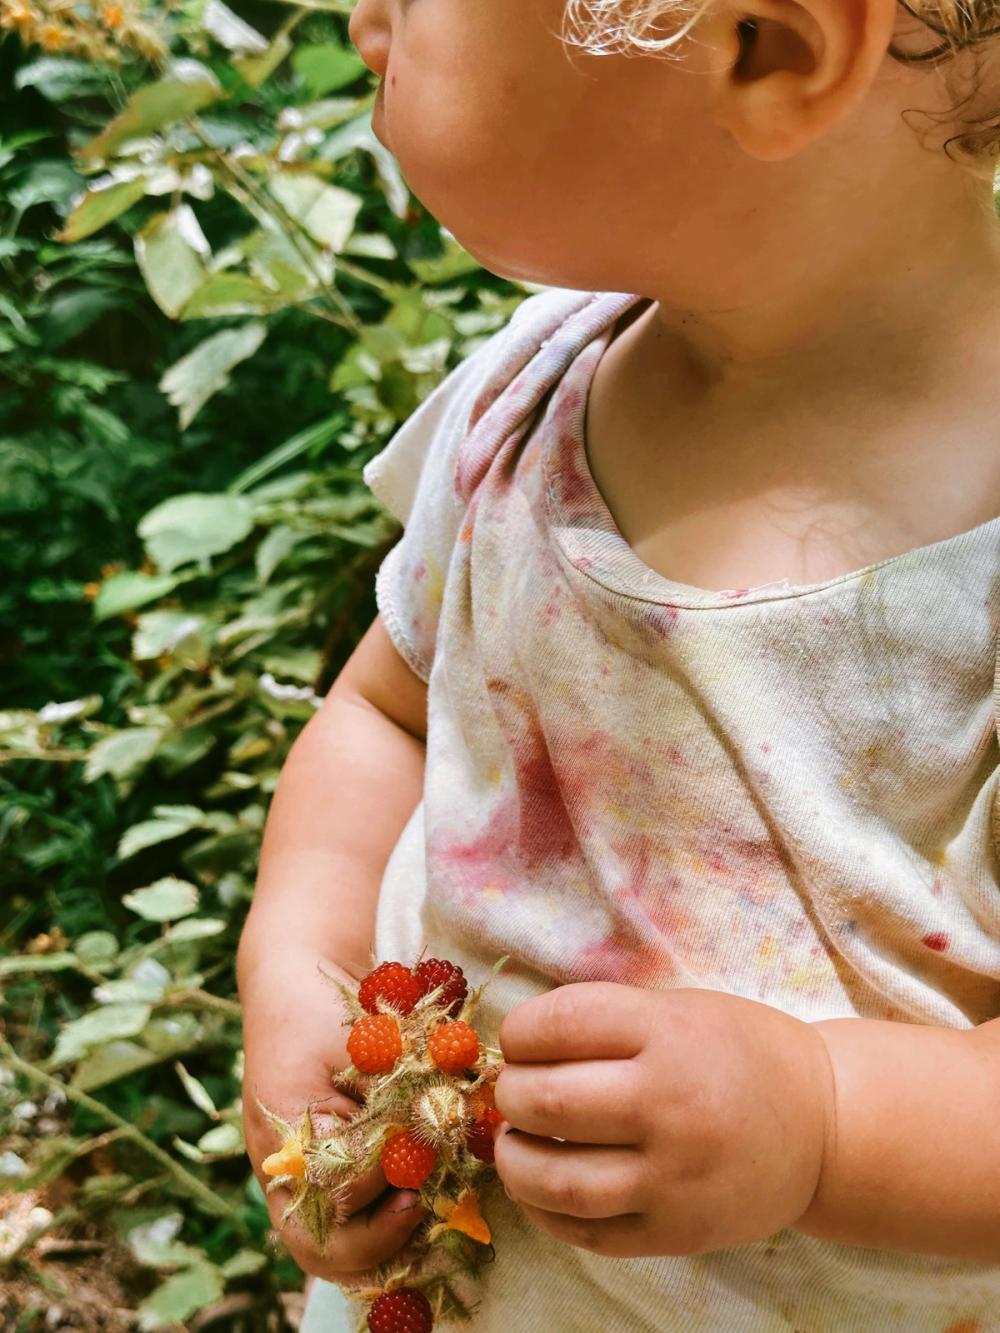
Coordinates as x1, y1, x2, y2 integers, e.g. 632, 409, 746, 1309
261, 1140, 305, 1179
427, 1020, 479, 1075
347, 1013, 402, 1074
380, 1129, 436, 1188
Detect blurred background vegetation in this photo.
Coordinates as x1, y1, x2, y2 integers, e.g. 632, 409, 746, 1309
0, 4, 528, 1325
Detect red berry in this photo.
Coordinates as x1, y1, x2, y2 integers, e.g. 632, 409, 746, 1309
359, 961, 422, 1016
368, 1287, 433, 1333
465, 1106, 503, 1163
368, 1290, 432, 1333
380, 1129, 437, 1189
414, 958, 468, 1018
348, 1013, 402, 1074
427, 1020, 479, 1074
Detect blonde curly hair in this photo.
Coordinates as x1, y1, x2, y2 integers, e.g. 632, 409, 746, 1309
559, 0, 1000, 160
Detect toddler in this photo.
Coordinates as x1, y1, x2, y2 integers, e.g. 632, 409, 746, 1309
237, 0, 1000, 1324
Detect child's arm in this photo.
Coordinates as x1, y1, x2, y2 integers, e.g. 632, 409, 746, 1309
794, 1014, 1000, 1261
238, 612, 430, 1280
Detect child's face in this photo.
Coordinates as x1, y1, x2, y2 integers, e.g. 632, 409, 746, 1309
348, 0, 745, 295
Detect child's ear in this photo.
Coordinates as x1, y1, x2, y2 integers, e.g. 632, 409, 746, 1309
696, 0, 898, 160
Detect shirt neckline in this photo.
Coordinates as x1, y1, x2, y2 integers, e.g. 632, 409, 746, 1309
541, 291, 1000, 611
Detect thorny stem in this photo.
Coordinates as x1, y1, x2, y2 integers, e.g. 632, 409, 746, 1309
0, 1039, 248, 1233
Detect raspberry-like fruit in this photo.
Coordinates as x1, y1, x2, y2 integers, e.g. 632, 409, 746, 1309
367, 1287, 433, 1333
380, 1129, 437, 1189
347, 1013, 402, 1074
359, 961, 422, 1016
427, 1020, 479, 1074
414, 958, 468, 1017
465, 1106, 503, 1164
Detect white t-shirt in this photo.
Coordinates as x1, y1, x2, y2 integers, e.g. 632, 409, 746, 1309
307, 286, 1000, 1331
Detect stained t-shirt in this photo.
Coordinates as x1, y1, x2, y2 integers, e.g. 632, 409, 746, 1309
305, 286, 1000, 1332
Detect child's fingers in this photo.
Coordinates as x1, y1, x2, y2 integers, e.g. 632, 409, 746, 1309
275, 1186, 429, 1282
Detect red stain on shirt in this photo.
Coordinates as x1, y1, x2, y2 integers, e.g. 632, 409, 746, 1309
922, 932, 950, 952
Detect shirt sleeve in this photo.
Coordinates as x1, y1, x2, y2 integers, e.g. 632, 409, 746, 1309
362, 299, 537, 683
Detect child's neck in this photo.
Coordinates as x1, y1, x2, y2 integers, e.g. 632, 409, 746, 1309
584, 186, 1000, 591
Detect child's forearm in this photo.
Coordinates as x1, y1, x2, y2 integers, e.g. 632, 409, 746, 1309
238, 685, 425, 988
795, 1015, 1000, 1262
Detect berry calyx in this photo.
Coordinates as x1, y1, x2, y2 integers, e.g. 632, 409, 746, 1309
367, 1286, 433, 1333
380, 1129, 437, 1189
414, 958, 468, 1017
465, 1106, 503, 1164
359, 961, 422, 1016
347, 1013, 403, 1074
427, 1020, 479, 1075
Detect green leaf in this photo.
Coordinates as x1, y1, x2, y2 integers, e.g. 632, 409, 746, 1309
14, 57, 111, 102
74, 931, 120, 967
159, 324, 267, 430
122, 877, 200, 922
0, 952, 77, 978
196, 1121, 243, 1155
201, 0, 268, 54
234, 30, 293, 87
174, 1060, 217, 1118
138, 1264, 224, 1330
180, 273, 277, 321
292, 42, 367, 97
135, 206, 210, 319
220, 1249, 267, 1279
58, 174, 148, 243
83, 62, 222, 163
268, 172, 361, 251
138, 493, 255, 572
163, 918, 226, 943
85, 727, 162, 783
255, 526, 304, 582
51, 1003, 152, 1067
118, 807, 205, 859
94, 572, 182, 622
128, 1213, 204, 1270
132, 610, 205, 662
229, 412, 347, 493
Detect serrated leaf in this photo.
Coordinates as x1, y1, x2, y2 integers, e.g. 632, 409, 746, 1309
138, 492, 255, 571
123, 877, 199, 922
58, 174, 148, 243
83, 62, 222, 162
159, 324, 267, 430
51, 1003, 152, 1067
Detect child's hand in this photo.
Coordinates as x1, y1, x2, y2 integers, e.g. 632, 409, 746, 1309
492, 982, 834, 1259
241, 953, 429, 1281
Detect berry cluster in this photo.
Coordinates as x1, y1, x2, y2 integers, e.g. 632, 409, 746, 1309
259, 952, 508, 1333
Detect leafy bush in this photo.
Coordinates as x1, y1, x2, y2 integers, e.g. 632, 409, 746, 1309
0, 5, 527, 1324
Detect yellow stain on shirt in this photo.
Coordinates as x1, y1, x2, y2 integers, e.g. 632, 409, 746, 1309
758, 936, 778, 961
839, 771, 855, 789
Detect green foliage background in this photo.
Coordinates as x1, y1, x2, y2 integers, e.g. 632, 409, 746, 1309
0, 7, 528, 1325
